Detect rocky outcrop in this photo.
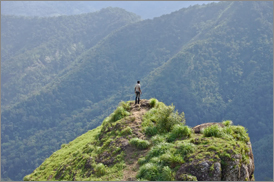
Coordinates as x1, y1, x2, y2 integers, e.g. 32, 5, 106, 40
175, 124, 255, 181
192, 122, 224, 133
176, 160, 222, 181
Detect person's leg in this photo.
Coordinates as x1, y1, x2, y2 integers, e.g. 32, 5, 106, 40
135, 91, 140, 105
137, 92, 140, 104
135, 93, 137, 104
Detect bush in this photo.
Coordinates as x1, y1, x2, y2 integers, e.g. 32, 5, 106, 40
222, 126, 233, 135
173, 124, 192, 137
121, 126, 133, 136
166, 133, 177, 142
136, 163, 159, 181
142, 108, 157, 127
142, 102, 185, 134
94, 163, 106, 176
156, 106, 185, 133
167, 124, 192, 142
150, 157, 161, 164
138, 157, 147, 165
119, 101, 131, 111
130, 138, 150, 149
147, 143, 173, 158
159, 166, 174, 181
176, 141, 195, 156
159, 152, 184, 167
145, 126, 157, 136
222, 120, 233, 126
159, 153, 173, 165
202, 124, 223, 137
151, 135, 166, 145
231, 125, 250, 142
156, 105, 175, 133
109, 106, 130, 122
23, 175, 30, 181
149, 98, 158, 108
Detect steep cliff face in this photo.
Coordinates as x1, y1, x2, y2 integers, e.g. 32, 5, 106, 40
24, 99, 254, 181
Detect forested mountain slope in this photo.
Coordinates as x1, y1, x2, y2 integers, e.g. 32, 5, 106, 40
143, 1, 273, 135
1, 1, 214, 19
1, 7, 141, 109
141, 2, 273, 179
1, 1, 272, 181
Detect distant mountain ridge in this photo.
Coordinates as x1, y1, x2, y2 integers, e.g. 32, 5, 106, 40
1, 1, 215, 19
1, 1, 272, 181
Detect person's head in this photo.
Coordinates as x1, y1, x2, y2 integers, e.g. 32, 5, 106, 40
137, 81, 140, 84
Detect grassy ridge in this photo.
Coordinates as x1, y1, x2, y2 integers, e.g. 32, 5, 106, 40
24, 99, 252, 181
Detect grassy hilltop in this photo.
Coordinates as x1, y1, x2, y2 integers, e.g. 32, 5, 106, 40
24, 99, 254, 181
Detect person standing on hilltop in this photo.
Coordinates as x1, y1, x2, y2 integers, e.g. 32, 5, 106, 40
134, 81, 142, 105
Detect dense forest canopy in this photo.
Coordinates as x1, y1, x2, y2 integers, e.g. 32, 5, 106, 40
1, 1, 273, 181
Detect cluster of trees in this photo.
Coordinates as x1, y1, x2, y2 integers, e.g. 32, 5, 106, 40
1, 1, 272, 181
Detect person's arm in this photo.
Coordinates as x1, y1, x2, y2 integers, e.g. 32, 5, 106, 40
140, 88, 142, 94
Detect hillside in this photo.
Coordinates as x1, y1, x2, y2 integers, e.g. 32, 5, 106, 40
1, 7, 141, 109
1, 1, 214, 19
1, 1, 272, 181
24, 99, 254, 181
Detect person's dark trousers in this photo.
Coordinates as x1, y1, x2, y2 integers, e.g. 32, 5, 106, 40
135, 91, 140, 104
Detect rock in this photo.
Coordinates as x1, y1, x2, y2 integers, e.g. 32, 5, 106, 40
221, 154, 254, 181
120, 139, 129, 150
246, 142, 255, 175
140, 100, 151, 108
175, 160, 222, 181
192, 123, 224, 133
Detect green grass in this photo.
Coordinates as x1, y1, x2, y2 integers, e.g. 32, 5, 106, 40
151, 135, 166, 145
137, 163, 159, 180
121, 126, 133, 136
142, 99, 186, 135
167, 124, 192, 142
222, 120, 233, 126
202, 123, 250, 143
119, 100, 132, 111
145, 126, 158, 136
94, 163, 107, 176
24, 125, 103, 181
110, 106, 130, 122
149, 98, 158, 108
159, 166, 174, 181
175, 141, 195, 156
202, 124, 223, 137
129, 138, 150, 149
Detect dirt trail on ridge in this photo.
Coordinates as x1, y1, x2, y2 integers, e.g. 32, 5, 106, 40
122, 99, 151, 181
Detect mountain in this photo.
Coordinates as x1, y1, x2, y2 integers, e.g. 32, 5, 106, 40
24, 99, 255, 181
1, 1, 215, 19
1, 1, 272, 181
1, 7, 141, 109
